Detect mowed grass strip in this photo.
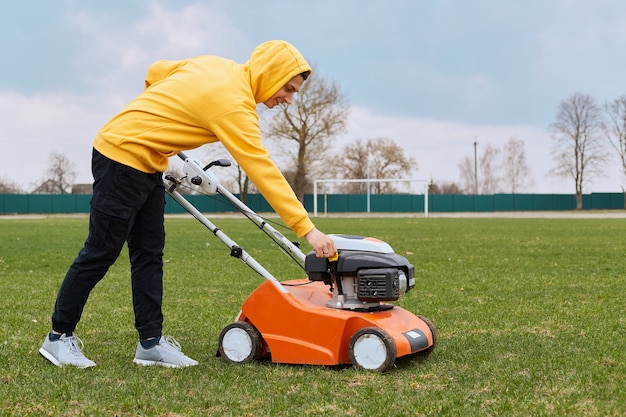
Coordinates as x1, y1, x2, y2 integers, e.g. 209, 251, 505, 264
0, 215, 624, 416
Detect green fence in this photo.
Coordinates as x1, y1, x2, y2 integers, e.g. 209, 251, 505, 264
1, 192, 623, 215
309, 192, 624, 213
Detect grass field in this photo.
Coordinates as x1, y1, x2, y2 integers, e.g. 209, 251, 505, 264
0, 215, 624, 416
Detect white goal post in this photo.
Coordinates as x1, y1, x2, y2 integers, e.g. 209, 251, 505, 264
313, 178, 429, 217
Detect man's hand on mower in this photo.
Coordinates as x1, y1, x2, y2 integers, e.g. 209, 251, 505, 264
305, 228, 337, 258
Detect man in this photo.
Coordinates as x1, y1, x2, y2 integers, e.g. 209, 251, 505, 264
39, 40, 337, 368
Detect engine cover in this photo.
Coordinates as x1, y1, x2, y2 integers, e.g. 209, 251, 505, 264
306, 251, 415, 293
304, 235, 415, 310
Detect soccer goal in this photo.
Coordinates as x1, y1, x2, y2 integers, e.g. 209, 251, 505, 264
312, 178, 429, 217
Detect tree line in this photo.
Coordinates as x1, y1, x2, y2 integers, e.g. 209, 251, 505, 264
3, 79, 625, 210
0, 152, 78, 194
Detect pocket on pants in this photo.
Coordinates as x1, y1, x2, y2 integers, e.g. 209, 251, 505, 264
87, 207, 132, 253
91, 163, 154, 219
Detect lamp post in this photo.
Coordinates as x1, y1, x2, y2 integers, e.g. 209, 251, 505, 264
366, 156, 371, 213
473, 139, 478, 195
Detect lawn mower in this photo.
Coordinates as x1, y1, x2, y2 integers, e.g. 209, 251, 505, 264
164, 153, 436, 372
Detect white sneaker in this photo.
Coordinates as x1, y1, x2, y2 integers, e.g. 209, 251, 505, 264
39, 332, 97, 368
133, 336, 198, 368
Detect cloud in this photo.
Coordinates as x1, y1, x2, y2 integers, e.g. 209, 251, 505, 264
0, 91, 102, 188
533, 1, 626, 96
66, 2, 249, 93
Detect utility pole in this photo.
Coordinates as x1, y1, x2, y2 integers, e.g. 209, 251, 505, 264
473, 138, 478, 195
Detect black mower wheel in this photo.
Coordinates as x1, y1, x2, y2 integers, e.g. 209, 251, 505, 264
218, 321, 263, 364
348, 327, 397, 372
415, 315, 437, 356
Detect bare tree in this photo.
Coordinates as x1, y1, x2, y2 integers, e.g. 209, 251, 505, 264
458, 143, 502, 194
603, 95, 626, 191
428, 179, 464, 194
263, 70, 349, 200
42, 152, 78, 194
458, 156, 475, 193
329, 138, 417, 194
327, 138, 370, 193
478, 144, 501, 194
0, 177, 24, 193
501, 137, 534, 193
550, 92, 609, 209
233, 164, 256, 203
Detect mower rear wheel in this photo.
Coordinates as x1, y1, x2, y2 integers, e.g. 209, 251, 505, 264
348, 327, 397, 372
218, 321, 263, 364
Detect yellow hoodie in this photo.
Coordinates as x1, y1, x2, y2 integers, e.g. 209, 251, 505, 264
93, 40, 314, 237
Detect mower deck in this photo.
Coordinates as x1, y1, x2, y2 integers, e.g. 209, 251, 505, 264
225, 279, 435, 372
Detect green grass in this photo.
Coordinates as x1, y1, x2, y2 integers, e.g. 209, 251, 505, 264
0, 215, 624, 416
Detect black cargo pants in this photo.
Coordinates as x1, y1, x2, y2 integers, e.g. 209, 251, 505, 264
51, 148, 165, 340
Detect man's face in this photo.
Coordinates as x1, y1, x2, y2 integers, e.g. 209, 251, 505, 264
263, 74, 305, 109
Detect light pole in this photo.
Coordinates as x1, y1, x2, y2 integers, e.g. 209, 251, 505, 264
366, 156, 371, 213
473, 138, 478, 195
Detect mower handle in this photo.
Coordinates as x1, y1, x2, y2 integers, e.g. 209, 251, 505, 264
177, 152, 231, 171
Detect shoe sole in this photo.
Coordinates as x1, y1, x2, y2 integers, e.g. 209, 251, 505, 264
133, 358, 198, 368
39, 348, 97, 368
39, 348, 62, 367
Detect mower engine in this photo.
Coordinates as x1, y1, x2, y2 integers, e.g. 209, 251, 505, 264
305, 235, 416, 311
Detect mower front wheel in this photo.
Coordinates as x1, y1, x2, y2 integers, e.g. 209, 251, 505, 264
218, 321, 263, 364
348, 327, 397, 372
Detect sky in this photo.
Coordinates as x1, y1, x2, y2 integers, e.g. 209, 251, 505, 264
2, 0, 626, 194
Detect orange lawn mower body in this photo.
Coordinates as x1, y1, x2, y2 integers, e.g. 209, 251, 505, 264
166, 153, 436, 372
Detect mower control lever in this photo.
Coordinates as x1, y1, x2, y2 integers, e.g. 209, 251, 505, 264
164, 174, 182, 193
191, 159, 232, 187
328, 253, 345, 308
203, 159, 232, 171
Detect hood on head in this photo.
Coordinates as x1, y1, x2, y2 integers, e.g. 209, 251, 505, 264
246, 40, 312, 103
